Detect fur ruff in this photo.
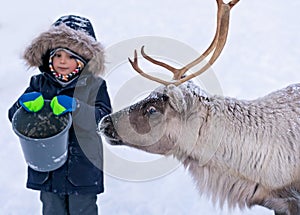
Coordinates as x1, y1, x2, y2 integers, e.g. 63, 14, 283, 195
23, 24, 105, 75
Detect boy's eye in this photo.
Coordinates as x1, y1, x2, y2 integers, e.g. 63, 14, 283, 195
55, 53, 61, 57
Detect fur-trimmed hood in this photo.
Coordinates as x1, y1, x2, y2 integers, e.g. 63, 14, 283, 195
23, 23, 105, 75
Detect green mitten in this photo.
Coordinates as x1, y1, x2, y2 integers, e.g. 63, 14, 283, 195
50, 95, 77, 115
19, 92, 44, 112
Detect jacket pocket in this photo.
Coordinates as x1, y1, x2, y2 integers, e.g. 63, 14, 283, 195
67, 147, 102, 187
27, 167, 49, 185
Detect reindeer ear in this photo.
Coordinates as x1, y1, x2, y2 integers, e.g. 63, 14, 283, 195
166, 84, 187, 113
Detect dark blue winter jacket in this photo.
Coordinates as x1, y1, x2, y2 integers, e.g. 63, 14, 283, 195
8, 71, 112, 195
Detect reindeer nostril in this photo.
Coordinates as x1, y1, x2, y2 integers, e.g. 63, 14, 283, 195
104, 115, 113, 123
99, 115, 112, 131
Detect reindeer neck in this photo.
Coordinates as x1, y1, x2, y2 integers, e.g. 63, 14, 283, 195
181, 84, 300, 208
202, 89, 300, 188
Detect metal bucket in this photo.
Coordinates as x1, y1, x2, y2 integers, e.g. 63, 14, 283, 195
12, 102, 72, 172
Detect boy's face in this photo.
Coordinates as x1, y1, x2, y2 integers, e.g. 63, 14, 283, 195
52, 50, 78, 75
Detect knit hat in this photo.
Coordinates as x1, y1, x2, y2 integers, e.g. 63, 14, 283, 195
53, 15, 97, 40
49, 48, 86, 82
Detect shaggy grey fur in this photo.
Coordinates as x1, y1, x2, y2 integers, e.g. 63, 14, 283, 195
100, 81, 300, 215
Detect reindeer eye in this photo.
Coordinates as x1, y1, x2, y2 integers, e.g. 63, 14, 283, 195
146, 106, 157, 115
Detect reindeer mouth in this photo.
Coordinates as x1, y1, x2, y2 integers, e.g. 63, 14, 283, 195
99, 115, 124, 145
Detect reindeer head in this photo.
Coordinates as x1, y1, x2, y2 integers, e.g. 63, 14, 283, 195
101, 83, 211, 155
100, 0, 239, 155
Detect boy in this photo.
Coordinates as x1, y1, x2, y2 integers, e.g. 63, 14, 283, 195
8, 15, 112, 215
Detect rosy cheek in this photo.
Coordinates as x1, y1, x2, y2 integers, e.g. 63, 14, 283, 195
72, 63, 78, 70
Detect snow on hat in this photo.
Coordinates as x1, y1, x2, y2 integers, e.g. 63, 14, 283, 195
53, 15, 97, 40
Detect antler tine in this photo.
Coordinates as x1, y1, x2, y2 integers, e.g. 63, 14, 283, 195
228, 0, 240, 8
141, 46, 179, 75
174, 0, 236, 86
128, 50, 172, 86
138, 31, 218, 82
176, 24, 219, 79
138, 0, 234, 81
128, 0, 239, 86
177, 0, 239, 80
140, 34, 218, 80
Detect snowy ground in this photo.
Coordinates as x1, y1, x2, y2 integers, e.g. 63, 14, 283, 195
1, 0, 299, 214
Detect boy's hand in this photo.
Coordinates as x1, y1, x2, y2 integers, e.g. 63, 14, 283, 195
19, 92, 44, 112
50, 95, 77, 115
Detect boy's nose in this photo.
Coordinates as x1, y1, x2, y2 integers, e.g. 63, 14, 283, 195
60, 57, 66, 63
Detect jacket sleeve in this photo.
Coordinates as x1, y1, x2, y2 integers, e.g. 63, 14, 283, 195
8, 76, 41, 122
72, 80, 112, 132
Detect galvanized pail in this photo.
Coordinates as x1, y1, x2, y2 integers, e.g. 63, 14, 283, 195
12, 102, 71, 172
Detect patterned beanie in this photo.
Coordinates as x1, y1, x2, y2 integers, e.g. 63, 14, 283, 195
53, 15, 97, 40
49, 48, 87, 82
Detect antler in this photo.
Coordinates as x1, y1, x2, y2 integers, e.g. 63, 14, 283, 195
128, 0, 240, 86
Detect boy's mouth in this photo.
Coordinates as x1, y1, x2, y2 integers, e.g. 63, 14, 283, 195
57, 67, 70, 72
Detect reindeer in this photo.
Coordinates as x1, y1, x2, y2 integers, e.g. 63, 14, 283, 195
100, 0, 300, 214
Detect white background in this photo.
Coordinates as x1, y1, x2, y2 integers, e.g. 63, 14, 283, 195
1, 0, 299, 214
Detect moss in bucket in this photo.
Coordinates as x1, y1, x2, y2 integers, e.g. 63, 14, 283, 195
14, 104, 69, 139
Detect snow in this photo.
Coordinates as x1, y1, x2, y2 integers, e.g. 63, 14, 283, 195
1, 0, 299, 214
